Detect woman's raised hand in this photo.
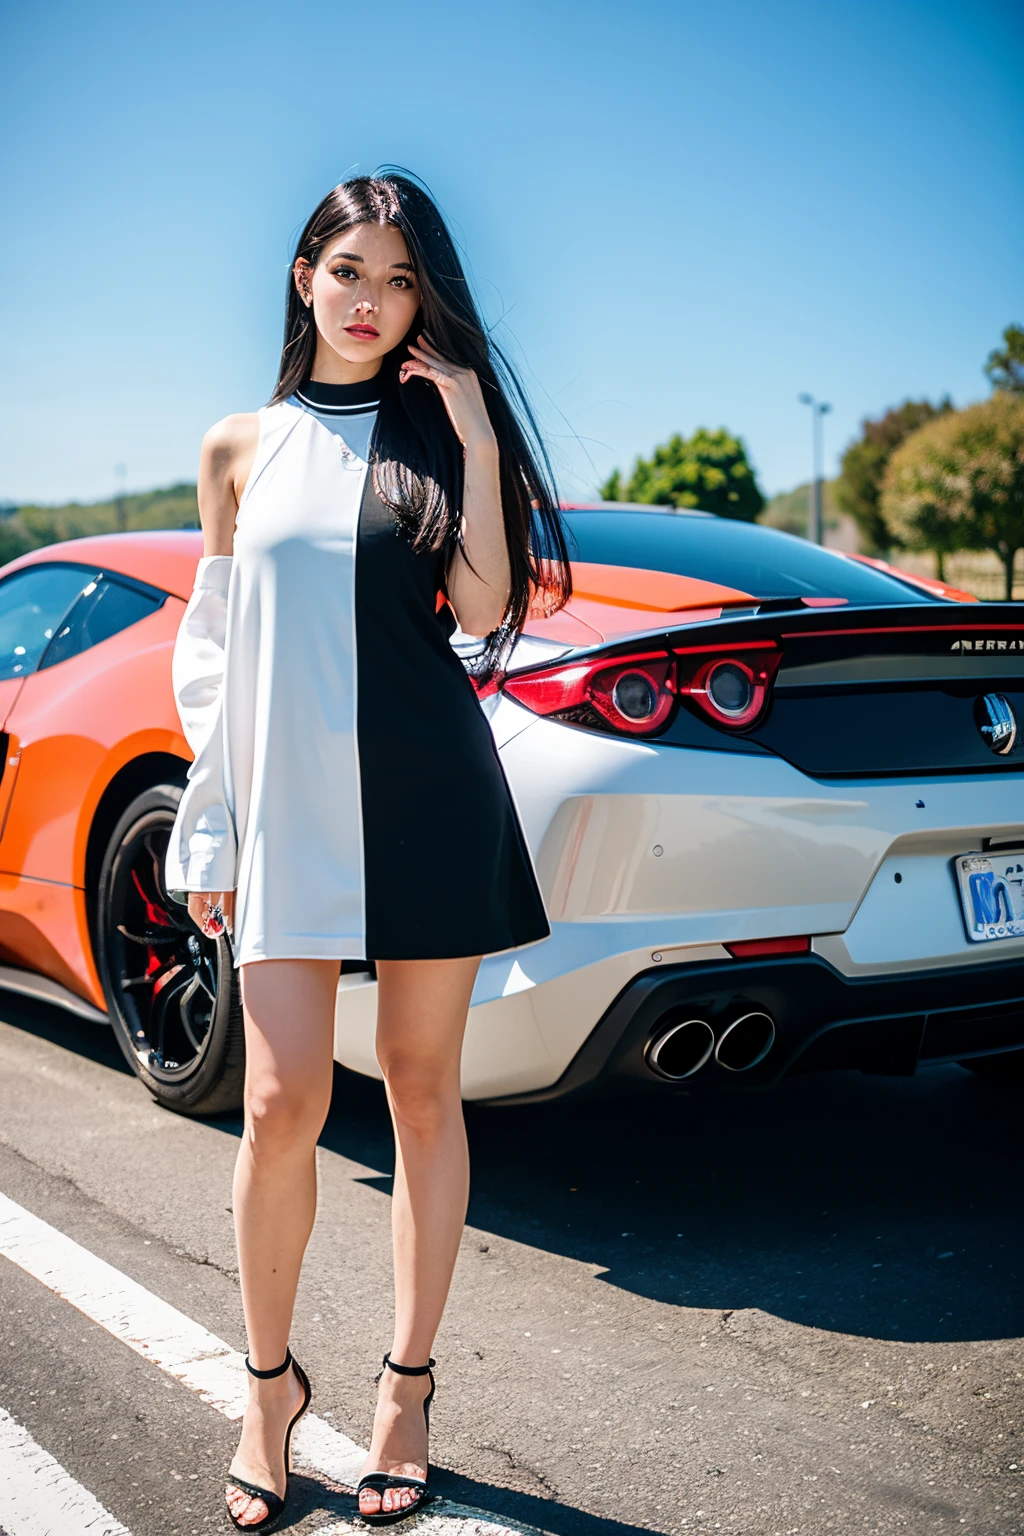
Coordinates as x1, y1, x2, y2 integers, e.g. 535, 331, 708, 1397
399, 334, 497, 457
187, 890, 236, 940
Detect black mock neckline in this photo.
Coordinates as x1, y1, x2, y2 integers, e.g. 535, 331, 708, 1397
297, 376, 381, 410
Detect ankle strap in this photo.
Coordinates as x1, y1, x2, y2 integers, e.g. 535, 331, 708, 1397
245, 1347, 293, 1379
382, 1351, 435, 1376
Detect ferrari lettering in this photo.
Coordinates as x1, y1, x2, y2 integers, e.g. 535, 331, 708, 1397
951, 638, 1024, 651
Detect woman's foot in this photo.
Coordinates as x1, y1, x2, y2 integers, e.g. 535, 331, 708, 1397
226, 1365, 308, 1528
358, 1364, 433, 1518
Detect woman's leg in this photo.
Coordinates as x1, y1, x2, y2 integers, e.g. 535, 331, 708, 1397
359, 954, 481, 1516
226, 957, 340, 1528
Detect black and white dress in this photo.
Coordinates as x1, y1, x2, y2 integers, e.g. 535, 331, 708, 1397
164, 377, 550, 968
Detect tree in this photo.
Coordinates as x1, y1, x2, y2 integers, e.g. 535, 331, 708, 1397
835, 399, 952, 555
600, 467, 624, 501
985, 324, 1024, 394
882, 394, 1024, 598
599, 428, 764, 521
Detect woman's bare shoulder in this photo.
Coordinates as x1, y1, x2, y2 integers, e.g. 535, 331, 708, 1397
198, 414, 261, 554
202, 412, 260, 467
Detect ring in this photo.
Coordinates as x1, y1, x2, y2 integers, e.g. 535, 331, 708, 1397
203, 900, 226, 938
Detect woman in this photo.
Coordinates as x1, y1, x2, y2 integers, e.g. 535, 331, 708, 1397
163, 172, 571, 1533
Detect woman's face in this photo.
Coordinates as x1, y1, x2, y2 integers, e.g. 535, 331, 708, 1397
295, 223, 420, 375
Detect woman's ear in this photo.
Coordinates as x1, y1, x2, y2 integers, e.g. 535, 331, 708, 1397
293, 257, 314, 307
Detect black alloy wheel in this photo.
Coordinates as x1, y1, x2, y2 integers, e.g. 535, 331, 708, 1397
96, 783, 245, 1115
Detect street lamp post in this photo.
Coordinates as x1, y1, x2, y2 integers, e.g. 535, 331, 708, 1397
798, 394, 832, 545
114, 462, 127, 533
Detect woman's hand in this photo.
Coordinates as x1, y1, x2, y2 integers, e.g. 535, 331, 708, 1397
187, 890, 235, 940
400, 332, 509, 635
399, 334, 497, 456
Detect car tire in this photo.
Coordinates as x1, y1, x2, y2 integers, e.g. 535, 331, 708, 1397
96, 782, 245, 1116
959, 1051, 1024, 1084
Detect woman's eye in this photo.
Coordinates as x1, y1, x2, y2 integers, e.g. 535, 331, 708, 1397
390, 275, 413, 289
333, 266, 358, 280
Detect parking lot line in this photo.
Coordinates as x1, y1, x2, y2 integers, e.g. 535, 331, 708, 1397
0, 1403, 134, 1536
0, 1188, 365, 1488
0, 1190, 555, 1535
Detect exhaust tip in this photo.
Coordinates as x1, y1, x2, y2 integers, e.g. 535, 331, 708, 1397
714, 1010, 776, 1072
645, 1014, 715, 1081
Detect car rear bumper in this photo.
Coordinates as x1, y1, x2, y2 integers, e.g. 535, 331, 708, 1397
484, 951, 1024, 1104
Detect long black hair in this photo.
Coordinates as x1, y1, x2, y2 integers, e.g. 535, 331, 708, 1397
272, 171, 571, 680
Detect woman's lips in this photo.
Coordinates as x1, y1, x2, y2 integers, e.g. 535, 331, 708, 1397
345, 324, 380, 339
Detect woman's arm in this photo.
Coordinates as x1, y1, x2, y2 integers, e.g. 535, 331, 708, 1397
399, 336, 511, 638
167, 553, 239, 932
198, 413, 260, 555
165, 414, 258, 937
448, 443, 510, 637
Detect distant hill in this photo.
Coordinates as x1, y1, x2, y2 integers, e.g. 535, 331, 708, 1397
2, 475, 861, 568
757, 478, 861, 553
758, 478, 841, 538
0, 483, 200, 565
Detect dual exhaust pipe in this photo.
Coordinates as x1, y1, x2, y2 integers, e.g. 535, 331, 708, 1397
644, 1006, 776, 1080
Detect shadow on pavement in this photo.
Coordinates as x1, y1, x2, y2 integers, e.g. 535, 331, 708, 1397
318, 1059, 1023, 1348
4, 986, 1020, 1348
282, 1470, 653, 1536
0, 990, 134, 1074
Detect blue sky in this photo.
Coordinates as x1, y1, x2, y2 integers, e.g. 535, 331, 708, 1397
1, 0, 1021, 505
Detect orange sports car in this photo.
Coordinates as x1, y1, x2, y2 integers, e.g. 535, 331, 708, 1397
1, 510, 1020, 1117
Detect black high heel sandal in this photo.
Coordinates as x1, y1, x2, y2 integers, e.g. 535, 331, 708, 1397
356, 1353, 436, 1526
225, 1348, 312, 1534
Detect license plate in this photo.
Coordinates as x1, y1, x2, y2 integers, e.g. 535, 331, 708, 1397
956, 851, 1024, 942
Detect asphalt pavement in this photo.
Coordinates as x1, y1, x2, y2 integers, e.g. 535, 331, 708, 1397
0, 991, 1020, 1536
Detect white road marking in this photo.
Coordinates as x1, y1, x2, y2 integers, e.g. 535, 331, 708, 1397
0, 1192, 553, 1534
0, 1191, 364, 1487
316, 1509, 549, 1536
0, 1404, 133, 1536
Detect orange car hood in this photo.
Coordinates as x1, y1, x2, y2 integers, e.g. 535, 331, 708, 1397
525, 561, 755, 645
5, 541, 754, 643
5, 529, 204, 602
8, 539, 962, 643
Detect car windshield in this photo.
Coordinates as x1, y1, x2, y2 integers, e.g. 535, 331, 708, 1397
558, 510, 934, 605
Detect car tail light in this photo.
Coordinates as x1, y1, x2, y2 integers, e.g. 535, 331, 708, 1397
674, 641, 782, 730
726, 935, 810, 958
502, 650, 676, 736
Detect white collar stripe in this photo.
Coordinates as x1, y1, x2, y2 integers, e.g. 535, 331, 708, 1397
296, 390, 379, 416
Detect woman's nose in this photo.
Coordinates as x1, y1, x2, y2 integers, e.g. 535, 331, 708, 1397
354, 292, 379, 315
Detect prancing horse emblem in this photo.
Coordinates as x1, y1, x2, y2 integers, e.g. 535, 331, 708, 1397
974, 693, 1018, 755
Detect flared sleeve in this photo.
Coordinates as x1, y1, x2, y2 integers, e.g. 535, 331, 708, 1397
163, 554, 238, 900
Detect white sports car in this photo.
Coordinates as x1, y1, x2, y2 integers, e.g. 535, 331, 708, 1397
0, 506, 1020, 1109
397, 503, 1024, 1100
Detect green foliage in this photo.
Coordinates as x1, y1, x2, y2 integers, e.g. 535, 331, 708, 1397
598, 467, 624, 501
835, 399, 952, 555
985, 324, 1024, 394
882, 394, 1024, 599
0, 520, 37, 566
600, 429, 765, 521
0, 483, 200, 565
759, 479, 841, 539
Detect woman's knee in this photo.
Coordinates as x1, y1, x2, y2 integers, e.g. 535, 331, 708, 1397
244, 1074, 327, 1158
378, 1051, 458, 1136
